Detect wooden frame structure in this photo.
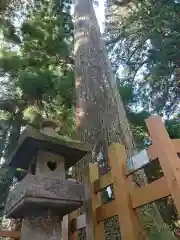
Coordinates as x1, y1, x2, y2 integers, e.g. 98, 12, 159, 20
0, 230, 20, 239
1, 116, 179, 239
68, 116, 180, 239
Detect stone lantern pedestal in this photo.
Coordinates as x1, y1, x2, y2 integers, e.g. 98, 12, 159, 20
5, 120, 91, 240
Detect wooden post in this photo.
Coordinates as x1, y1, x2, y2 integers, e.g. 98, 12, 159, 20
146, 116, 180, 215
69, 231, 78, 240
0, 231, 20, 238
62, 215, 69, 240
62, 180, 78, 240
108, 144, 144, 240
84, 163, 104, 240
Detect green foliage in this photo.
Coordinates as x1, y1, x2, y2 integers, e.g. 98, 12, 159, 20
106, 0, 180, 116
165, 116, 180, 139
0, 0, 75, 216
0, 0, 74, 122
0, 0, 26, 16
18, 69, 54, 100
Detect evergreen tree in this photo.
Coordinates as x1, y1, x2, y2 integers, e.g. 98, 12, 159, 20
0, 0, 74, 221
105, 0, 180, 116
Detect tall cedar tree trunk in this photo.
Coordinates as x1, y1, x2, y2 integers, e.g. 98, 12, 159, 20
74, 0, 176, 239
75, 0, 136, 163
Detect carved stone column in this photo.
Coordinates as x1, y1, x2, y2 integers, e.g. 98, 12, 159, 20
20, 149, 65, 240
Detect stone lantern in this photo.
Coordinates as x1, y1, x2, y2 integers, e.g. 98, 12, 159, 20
5, 120, 91, 240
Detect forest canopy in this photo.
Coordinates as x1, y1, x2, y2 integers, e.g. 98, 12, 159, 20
0, 0, 179, 237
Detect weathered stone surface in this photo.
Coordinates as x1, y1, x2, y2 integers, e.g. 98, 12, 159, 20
5, 174, 85, 218
36, 151, 65, 179
8, 126, 91, 169
20, 216, 62, 240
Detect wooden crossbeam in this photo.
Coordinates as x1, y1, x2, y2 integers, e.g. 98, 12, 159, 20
93, 139, 180, 187
70, 214, 86, 232
96, 200, 116, 222
94, 171, 112, 192
147, 139, 180, 161
130, 177, 170, 208
146, 116, 180, 215
0, 230, 20, 238
69, 210, 79, 221
174, 139, 180, 153
71, 177, 169, 230
125, 139, 180, 176
95, 177, 170, 222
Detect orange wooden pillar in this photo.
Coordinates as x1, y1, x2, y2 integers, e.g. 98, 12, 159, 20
146, 116, 180, 214
84, 163, 104, 240
0, 230, 20, 239
69, 231, 78, 240
108, 144, 144, 240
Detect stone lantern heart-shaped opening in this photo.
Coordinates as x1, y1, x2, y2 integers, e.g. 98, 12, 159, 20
5, 120, 91, 240
47, 161, 57, 171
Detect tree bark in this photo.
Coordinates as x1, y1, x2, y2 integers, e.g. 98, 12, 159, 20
74, 0, 176, 239
75, 0, 136, 163
4, 110, 22, 158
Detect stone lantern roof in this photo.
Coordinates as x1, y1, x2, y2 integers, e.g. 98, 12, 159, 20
8, 122, 91, 170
